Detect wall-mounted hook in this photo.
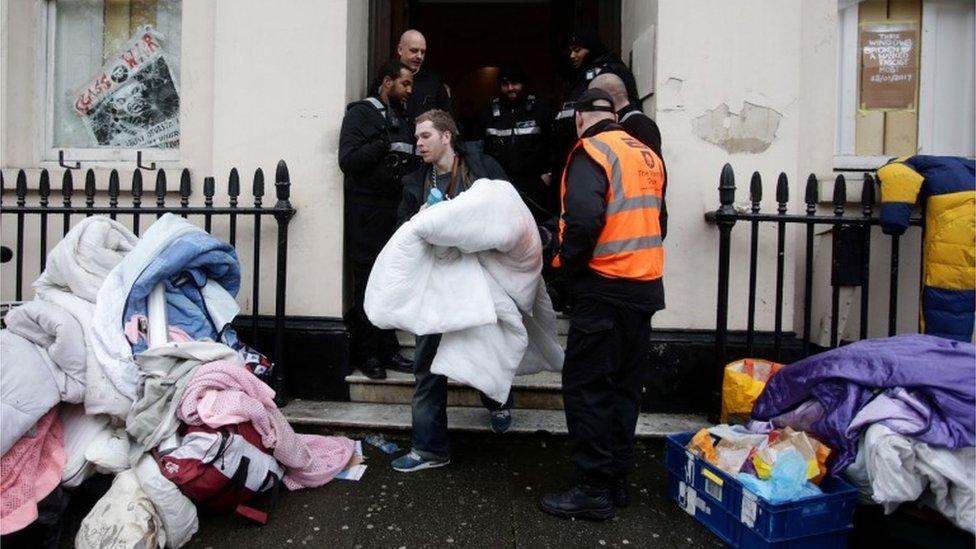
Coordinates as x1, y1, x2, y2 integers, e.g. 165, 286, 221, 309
58, 150, 81, 170
137, 150, 156, 170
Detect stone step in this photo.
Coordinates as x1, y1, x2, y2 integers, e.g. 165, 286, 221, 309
346, 370, 565, 409
281, 399, 710, 438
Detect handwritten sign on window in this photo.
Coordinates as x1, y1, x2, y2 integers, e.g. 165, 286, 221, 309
859, 23, 919, 111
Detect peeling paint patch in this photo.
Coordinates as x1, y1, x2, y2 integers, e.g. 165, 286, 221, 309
692, 102, 782, 154
658, 77, 685, 112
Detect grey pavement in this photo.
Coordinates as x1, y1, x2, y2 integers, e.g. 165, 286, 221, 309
186, 430, 725, 549
185, 428, 975, 549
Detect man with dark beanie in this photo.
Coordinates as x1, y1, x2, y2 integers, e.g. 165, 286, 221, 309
550, 26, 640, 186
468, 64, 556, 223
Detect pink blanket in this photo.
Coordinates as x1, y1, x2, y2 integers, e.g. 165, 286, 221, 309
178, 361, 354, 490
1, 409, 66, 534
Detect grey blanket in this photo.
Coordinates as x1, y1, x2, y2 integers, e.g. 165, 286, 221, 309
126, 341, 240, 454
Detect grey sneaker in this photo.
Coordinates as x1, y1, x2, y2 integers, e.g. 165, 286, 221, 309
391, 451, 450, 473
489, 410, 513, 434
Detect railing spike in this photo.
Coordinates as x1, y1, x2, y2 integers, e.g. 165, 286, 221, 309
85, 168, 95, 202
749, 171, 762, 212
108, 169, 120, 200
62, 169, 74, 201
16, 170, 28, 204
718, 163, 735, 207
275, 160, 291, 201
833, 174, 847, 216
228, 167, 240, 199
132, 170, 143, 198
861, 173, 876, 216
776, 172, 788, 213
39, 169, 51, 202
155, 170, 168, 197
253, 168, 265, 199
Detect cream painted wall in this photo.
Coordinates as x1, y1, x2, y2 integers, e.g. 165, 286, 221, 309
2, 0, 933, 335
619, 0, 837, 332
208, 0, 357, 317
1, 0, 365, 319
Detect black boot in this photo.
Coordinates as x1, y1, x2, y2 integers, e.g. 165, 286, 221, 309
612, 477, 629, 508
361, 357, 387, 380
539, 484, 615, 521
387, 352, 414, 374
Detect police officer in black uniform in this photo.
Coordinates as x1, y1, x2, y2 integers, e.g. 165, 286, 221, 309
470, 64, 556, 223
551, 26, 640, 184
338, 59, 420, 380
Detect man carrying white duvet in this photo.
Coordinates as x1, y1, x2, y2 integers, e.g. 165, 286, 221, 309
391, 109, 514, 472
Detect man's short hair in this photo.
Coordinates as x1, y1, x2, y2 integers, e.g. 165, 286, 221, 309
370, 59, 410, 94
415, 109, 459, 144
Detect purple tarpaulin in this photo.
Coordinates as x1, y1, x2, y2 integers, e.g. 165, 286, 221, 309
752, 334, 976, 474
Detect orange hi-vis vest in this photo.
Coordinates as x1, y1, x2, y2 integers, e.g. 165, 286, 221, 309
556, 129, 665, 281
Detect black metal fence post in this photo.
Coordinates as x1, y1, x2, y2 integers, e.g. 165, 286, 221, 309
15, 170, 26, 301
273, 160, 295, 406
802, 175, 818, 356
62, 170, 73, 237
38, 170, 50, 273
829, 175, 847, 348
713, 163, 737, 419
132, 170, 143, 235
859, 175, 875, 340
773, 173, 788, 359
746, 172, 762, 356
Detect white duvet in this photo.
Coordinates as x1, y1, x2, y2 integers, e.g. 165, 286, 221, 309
365, 179, 563, 404
34, 216, 138, 418
846, 423, 975, 533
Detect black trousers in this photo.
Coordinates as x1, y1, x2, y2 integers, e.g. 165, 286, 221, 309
345, 200, 400, 366
562, 296, 652, 484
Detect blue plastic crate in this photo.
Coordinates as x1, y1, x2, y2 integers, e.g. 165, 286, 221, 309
665, 431, 858, 548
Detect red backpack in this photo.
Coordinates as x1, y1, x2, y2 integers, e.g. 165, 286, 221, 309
156, 423, 283, 524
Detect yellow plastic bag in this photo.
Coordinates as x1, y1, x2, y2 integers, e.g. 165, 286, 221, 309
720, 358, 783, 423
688, 428, 719, 465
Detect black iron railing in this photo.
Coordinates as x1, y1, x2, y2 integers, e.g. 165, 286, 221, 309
707, 163, 923, 415
0, 161, 296, 403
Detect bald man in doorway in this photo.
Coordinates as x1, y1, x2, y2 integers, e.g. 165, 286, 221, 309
398, 29, 452, 121
589, 73, 668, 239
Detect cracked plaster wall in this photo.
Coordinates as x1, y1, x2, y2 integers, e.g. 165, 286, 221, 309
623, 0, 836, 331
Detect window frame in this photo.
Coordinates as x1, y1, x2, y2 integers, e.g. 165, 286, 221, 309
41, 0, 181, 166
834, 0, 971, 170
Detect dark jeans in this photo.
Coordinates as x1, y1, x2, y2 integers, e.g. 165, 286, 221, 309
411, 333, 513, 460
562, 296, 652, 484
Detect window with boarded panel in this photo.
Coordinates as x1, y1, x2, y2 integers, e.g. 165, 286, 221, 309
854, 0, 921, 157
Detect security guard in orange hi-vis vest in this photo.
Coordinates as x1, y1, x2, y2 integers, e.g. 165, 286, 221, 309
540, 89, 666, 521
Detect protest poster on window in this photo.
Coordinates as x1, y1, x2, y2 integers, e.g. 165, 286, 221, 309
73, 26, 180, 148
859, 22, 919, 111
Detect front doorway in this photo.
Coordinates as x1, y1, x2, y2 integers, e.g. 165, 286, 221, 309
368, 0, 622, 135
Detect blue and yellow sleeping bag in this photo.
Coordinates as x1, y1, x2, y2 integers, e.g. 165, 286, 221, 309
877, 155, 976, 342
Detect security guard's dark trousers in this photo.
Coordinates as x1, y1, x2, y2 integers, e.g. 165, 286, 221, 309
563, 295, 652, 485
345, 201, 400, 366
